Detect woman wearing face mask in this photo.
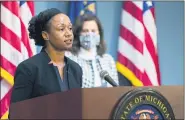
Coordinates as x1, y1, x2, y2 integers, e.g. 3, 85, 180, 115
66, 14, 119, 88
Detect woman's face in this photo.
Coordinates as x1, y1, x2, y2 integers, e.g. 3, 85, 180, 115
44, 13, 74, 51
80, 20, 99, 35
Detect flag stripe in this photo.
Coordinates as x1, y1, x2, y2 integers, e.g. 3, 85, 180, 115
1, 2, 19, 18
143, 10, 157, 48
26, 1, 34, 16
21, 20, 33, 57
118, 37, 144, 72
143, 72, 153, 86
21, 42, 29, 60
144, 45, 158, 85
20, 3, 32, 29
1, 37, 23, 67
150, 7, 155, 19
144, 25, 160, 84
0, 88, 12, 118
117, 52, 143, 81
1, 4, 21, 38
121, 10, 144, 43
0, 55, 16, 76
132, 1, 143, 10
20, 3, 34, 57
120, 25, 143, 53
0, 22, 21, 52
123, 1, 143, 22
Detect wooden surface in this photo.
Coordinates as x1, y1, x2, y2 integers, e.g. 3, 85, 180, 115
9, 86, 183, 119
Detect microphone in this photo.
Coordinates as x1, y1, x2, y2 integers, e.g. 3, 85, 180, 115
100, 70, 118, 87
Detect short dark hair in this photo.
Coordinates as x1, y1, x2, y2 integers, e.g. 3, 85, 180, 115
71, 14, 106, 56
28, 8, 62, 46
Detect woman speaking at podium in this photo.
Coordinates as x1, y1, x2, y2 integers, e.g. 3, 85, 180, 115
10, 8, 82, 103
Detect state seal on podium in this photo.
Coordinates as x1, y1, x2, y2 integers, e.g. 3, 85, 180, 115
111, 88, 175, 120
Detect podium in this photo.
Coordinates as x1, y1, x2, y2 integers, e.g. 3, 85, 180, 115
9, 86, 183, 119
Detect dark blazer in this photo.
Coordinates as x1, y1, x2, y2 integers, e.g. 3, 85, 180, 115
10, 50, 82, 103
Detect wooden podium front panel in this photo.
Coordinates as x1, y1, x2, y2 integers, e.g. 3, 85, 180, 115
82, 86, 183, 119
9, 86, 183, 119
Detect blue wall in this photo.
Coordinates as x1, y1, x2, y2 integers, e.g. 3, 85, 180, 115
35, 1, 184, 85
155, 2, 184, 85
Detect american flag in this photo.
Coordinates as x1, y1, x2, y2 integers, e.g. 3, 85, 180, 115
116, 1, 161, 86
0, 1, 35, 119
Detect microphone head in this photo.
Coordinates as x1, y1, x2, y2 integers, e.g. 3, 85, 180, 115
100, 70, 109, 79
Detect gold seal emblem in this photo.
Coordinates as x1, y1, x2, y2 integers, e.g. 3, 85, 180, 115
111, 88, 175, 120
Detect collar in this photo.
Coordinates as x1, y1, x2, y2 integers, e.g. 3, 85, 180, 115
41, 47, 68, 66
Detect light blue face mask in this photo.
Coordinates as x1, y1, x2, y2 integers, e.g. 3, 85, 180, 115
79, 32, 100, 50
